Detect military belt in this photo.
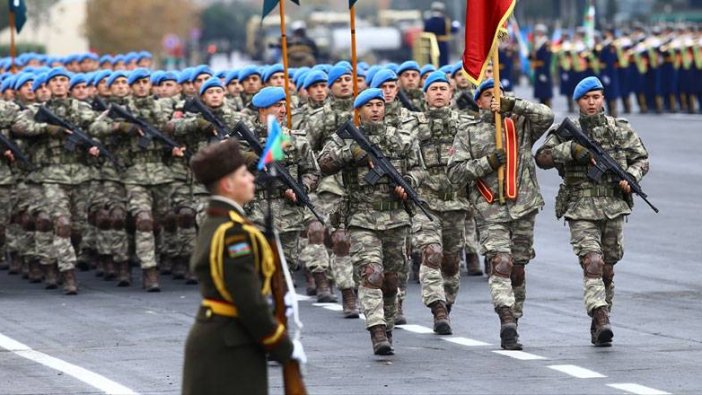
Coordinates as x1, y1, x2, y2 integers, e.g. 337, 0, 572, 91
201, 298, 238, 318
434, 190, 465, 201
571, 186, 623, 198
363, 200, 402, 211
130, 151, 163, 164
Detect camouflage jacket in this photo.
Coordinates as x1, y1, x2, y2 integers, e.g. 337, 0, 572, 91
291, 99, 326, 130
537, 112, 649, 220
13, 98, 97, 185
0, 101, 21, 185
401, 88, 427, 112
447, 97, 554, 222
409, 107, 472, 212
385, 99, 414, 130
318, 121, 424, 231
224, 94, 244, 112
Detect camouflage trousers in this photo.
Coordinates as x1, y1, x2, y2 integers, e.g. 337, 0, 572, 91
92, 181, 129, 263
41, 183, 92, 271
350, 226, 408, 330
464, 209, 480, 255
170, 180, 202, 259
126, 183, 174, 269
13, 182, 39, 261
250, 195, 306, 271
77, 180, 99, 261
477, 211, 537, 318
319, 191, 355, 290
413, 209, 466, 307
0, 185, 11, 264
568, 217, 624, 314
298, 193, 331, 275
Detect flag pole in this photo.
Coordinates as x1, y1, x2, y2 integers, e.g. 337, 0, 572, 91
9, 10, 17, 73
278, 0, 293, 128
350, 4, 360, 126
491, 48, 505, 204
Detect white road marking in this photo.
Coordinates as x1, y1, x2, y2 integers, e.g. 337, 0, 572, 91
607, 383, 671, 395
0, 333, 138, 395
295, 294, 312, 301
359, 314, 366, 320
548, 364, 606, 379
492, 350, 547, 360
396, 324, 435, 334
443, 336, 491, 347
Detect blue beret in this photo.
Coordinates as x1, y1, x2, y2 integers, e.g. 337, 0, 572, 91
113, 54, 125, 64
423, 71, 450, 92
303, 70, 328, 90
79, 53, 99, 62
150, 70, 165, 85
397, 60, 420, 76
46, 67, 71, 82
335, 60, 352, 70
238, 65, 261, 82
292, 67, 310, 83
99, 55, 114, 64
385, 63, 399, 73
177, 68, 193, 84
252, 86, 286, 109
127, 68, 151, 85
313, 64, 332, 74
22, 67, 36, 74
450, 62, 465, 77
364, 65, 382, 85
92, 70, 111, 86
199, 77, 224, 96
473, 78, 502, 101
190, 65, 214, 82
224, 70, 239, 86
439, 64, 453, 74
573, 76, 604, 101
262, 63, 284, 83
215, 70, 227, 79
124, 52, 138, 63
358, 61, 370, 70
356, 68, 366, 78
1, 76, 16, 92
32, 73, 47, 92
295, 71, 308, 91
107, 71, 128, 87
13, 73, 35, 90
69, 74, 87, 90
63, 54, 78, 64
354, 88, 384, 109
328, 64, 351, 87
137, 51, 153, 61
370, 69, 398, 89
420, 64, 437, 77
159, 71, 178, 84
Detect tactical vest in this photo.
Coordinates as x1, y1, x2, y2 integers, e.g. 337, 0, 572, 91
253, 123, 302, 197
420, 109, 459, 171
41, 99, 91, 166
124, 97, 167, 166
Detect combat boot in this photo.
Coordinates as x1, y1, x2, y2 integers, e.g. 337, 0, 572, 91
62, 269, 78, 295
184, 268, 198, 285
172, 257, 187, 280
21, 258, 29, 279
341, 288, 359, 318
8, 252, 21, 275
94, 257, 104, 278
312, 272, 336, 303
116, 261, 131, 287
591, 306, 613, 347
304, 268, 316, 296
369, 324, 393, 355
497, 306, 522, 350
28, 260, 43, 283
102, 255, 117, 281
386, 330, 394, 351
159, 256, 173, 275
394, 298, 407, 325
43, 264, 59, 290
143, 267, 161, 292
430, 300, 452, 335
466, 252, 483, 276
75, 249, 96, 272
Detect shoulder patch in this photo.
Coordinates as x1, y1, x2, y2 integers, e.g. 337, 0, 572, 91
227, 241, 252, 258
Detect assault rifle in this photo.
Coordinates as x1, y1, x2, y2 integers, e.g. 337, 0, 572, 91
35, 105, 123, 170
336, 119, 433, 221
106, 103, 183, 154
0, 132, 33, 169
181, 98, 229, 142
554, 117, 658, 213
456, 91, 480, 113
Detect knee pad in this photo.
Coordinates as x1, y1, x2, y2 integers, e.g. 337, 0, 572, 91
490, 253, 513, 278
421, 243, 443, 270
361, 263, 384, 289
56, 216, 72, 238
110, 208, 127, 230
35, 212, 53, 232
511, 264, 525, 286
306, 221, 325, 244
95, 208, 111, 230
381, 271, 399, 297
161, 212, 177, 232
603, 263, 614, 287
331, 230, 351, 256
135, 212, 154, 232
441, 253, 460, 277
176, 207, 197, 229
581, 252, 604, 279
18, 211, 33, 231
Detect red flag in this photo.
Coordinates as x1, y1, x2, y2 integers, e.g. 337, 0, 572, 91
462, 0, 516, 86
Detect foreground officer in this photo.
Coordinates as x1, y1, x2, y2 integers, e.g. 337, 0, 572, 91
447, 79, 553, 350
182, 139, 304, 395
535, 77, 649, 347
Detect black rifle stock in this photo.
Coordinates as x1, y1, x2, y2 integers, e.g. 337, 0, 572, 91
34, 106, 123, 170
106, 103, 183, 154
397, 89, 419, 112
0, 132, 33, 169
181, 98, 228, 142
336, 119, 434, 221
554, 118, 658, 213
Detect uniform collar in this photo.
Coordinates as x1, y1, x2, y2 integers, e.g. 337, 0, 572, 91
209, 195, 245, 216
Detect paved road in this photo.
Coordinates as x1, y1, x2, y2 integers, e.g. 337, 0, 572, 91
1, 88, 700, 395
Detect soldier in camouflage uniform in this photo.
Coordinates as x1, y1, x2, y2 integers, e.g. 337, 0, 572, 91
0, 101, 22, 273
12, 67, 102, 294
244, 87, 320, 286
535, 77, 649, 347
447, 79, 554, 349
397, 61, 426, 112
223, 71, 244, 112
408, 72, 474, 335
318, 88, 424, 355
291, 70, 327, 130
238, 66, 263, 109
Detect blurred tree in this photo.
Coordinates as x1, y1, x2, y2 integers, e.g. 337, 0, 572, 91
200, 1, 255, 53
86, 0, 197, 55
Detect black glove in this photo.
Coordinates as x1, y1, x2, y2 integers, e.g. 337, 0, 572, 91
487, 148, 506, 170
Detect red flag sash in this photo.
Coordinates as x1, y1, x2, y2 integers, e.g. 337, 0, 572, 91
476, 117, 518, 203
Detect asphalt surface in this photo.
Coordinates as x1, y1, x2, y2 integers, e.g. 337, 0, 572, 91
1, 87, 700, 395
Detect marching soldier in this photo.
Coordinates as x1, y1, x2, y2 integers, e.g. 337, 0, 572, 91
396, 60, 425, 111
530, 24, 554, 107
447, 79, 554, 349
535, 77, 649, 347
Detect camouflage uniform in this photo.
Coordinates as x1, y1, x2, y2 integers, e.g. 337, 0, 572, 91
318, 120, 424, 347
13, 98, 99, 293
447, 96, 553, 348
401, 88, 427, 112
0, 102, 21, 271
535, 112, 649, 323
